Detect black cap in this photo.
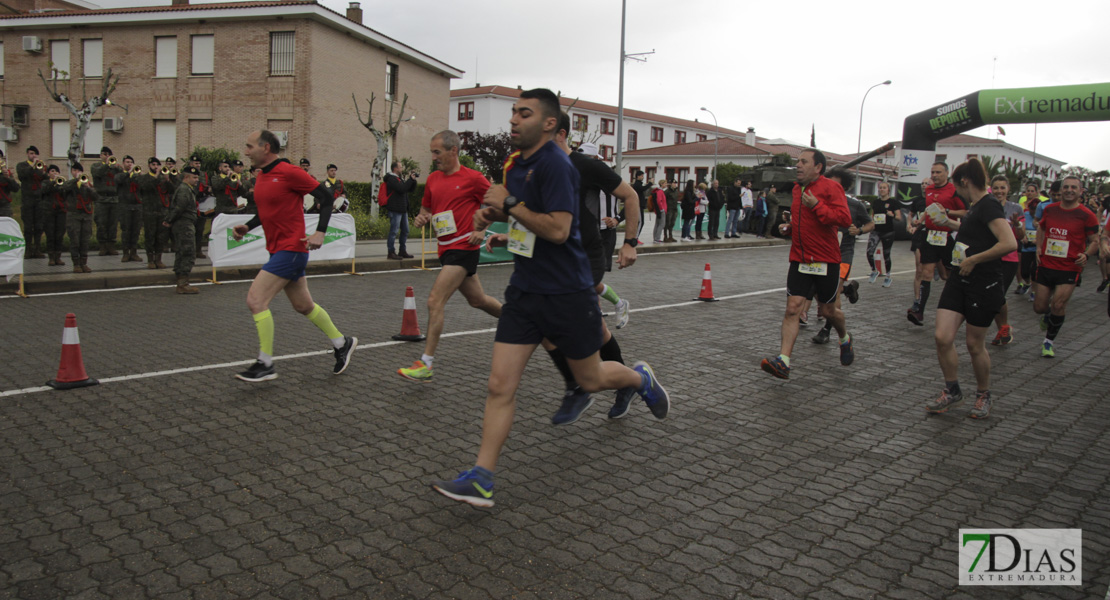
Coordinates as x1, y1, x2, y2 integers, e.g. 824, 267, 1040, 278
299, 158, 310, 166
327, 163, 337, 171
71, 163, 84, 172
182, 166, 200, 176
46, 164, 59, 173
233, 159, 243, 167
148, 156, 161, 164
123, 155, 133, 162
101, 146, 112, 155
27, 146, 39, 154
189, 155, 200, 162
165, 157, 176, 164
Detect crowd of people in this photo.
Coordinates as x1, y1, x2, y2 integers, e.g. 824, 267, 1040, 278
631, 176, 780, 242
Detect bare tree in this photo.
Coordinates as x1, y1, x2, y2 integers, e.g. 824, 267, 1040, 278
38, 65, 120, 168
353, 92, 410, 218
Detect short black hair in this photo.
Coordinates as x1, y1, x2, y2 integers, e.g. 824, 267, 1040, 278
390, 161, 401, 170
1050, 180, 1062, 193
802, 148, 827, 175
825, 167, 855, 191
519, 88, 561, 122
932, 161, 949, 171
47, 165, 59, 174
558, 111, 571, 136
258, 130, 282, 154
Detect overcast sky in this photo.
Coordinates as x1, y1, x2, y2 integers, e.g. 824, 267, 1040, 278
97, 0, 1110, 171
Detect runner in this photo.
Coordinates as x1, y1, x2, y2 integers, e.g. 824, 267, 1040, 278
924, 158, 1016, 419
232, 130, 357, 382
989, 175, 1025, 346
907, 162, 967, 326
867, 181, 900, 287
1102, 215, 1110, 316
760, 148, 852, 379
812, 169, 872, 345
430, 89, 668, 507
1015, 185, 1042, 299
1032, 175, 1100, 358
397, 130, 503, 382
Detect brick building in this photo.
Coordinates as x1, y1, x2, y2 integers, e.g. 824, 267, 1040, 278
0, 0, 461, 177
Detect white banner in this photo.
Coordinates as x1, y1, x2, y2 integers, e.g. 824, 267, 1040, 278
208, 213, 357, 267
0, 217, 26, 279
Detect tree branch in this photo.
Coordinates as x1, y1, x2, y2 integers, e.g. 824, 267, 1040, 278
37, 69, 60, 101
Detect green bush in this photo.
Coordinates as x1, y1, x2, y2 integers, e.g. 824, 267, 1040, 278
345, 180, 424, 220
189, 146, 241, 173
351, 211, 393, 239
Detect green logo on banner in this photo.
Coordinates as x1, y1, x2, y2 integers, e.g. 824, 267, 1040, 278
227, 229, 262, 250
980, 83, 1110, 125
0, 233, 26, 253
323, 226, 352, 245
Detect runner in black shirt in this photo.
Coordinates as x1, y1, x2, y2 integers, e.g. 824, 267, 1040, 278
866, 181, 901, 287
924, 159, 1016, 420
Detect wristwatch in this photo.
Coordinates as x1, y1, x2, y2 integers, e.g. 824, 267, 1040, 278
502, 195, 520, 214
624, 237, 639, 248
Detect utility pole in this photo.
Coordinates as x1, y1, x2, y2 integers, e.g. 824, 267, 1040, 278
615, 0, 653, 180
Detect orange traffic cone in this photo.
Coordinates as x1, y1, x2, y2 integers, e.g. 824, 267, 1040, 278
46, 313, 99, 390
874, 244, 887, 276
392, 286, 426, 341
694, 263, 720, 302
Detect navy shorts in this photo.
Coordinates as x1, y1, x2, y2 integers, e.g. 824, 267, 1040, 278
261, 250, 309, 281
494, 285, 602, 360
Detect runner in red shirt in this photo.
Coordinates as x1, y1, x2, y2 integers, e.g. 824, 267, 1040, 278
907, 162, 967, 326
1101, 215, 1110, 318
231, 130, 357, 382
1032, 175, 1100, 357
397, 130, 502, 382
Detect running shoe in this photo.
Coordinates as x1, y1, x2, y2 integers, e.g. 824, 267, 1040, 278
907, 306, 924, 326
933, 270, 940, 282
991, 325, 1013, 346
431, 467, 495, 508
1028, 291, 1035, 302
868, 271, 879, 284
839, 334, 854, 366
551, 388, 593, 425
614, 298, 631, 329
1099, 278, 1110, 293
608, 387, 636, 419
1014, 283, 1027, 295
1041, 341, 1055, 358
798, 313, 809, 327
760, 356, 790, 380
882, 275, 893, 288
843, 280, 860, 304
1039, 314, 1048, 331
812, 328, 830, 344
968, 391, 992, 419
925, 388, 963, 414
398, 359, 433, 382
236, 360, 277, 382
333, 336, 357, 375
632, 361, 669, 419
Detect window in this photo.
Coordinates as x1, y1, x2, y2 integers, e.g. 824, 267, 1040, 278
627, 129, 638, 151
155, 120, 177, 160
385, 61, 398, 101
860, 180, 875, 195
664, 167, 688, 183
600, 145, 614, 161
457, 101, 474, 121
0, 42, 5, 80
573, 114, 588, 132
651, 127, 663, 142
695, 167, 708, 183
50, 40, 70, 79
645, 167, 656, 182
935, 154, 947, 165
155, 36, 177, 77
51, 120, 70, 157
696, 133, 707, 142
191, 34, 214, 75
83, 121, 103, 158
601, 118, 614, 135
628, 166, 640, 180
269, 32, 295, 76
674, 130, 687, 144
83, 39, 102, 78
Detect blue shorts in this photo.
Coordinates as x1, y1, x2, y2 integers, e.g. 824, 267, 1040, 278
261, 250, 309, 281
494, 285, 602, 360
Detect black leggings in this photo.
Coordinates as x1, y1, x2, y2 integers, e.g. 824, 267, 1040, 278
1019, 250, 1036, 283
867, 231, 895, 272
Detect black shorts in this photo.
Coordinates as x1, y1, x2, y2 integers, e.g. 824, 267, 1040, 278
600, 228, 618, 272
786, 261, 840, 304
494, 285, 602, 360
1000, 260, 1019, 294
439, 249, 480, 277
584, 234, 606, 287
1019, 251, 1036, 279
937, 272, 1005, 328
919, 231, 955, 265
910, 228, 927, 253
1034, 266, 1082, 288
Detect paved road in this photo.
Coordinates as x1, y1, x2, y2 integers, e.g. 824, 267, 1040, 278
2, 241, 1108, 599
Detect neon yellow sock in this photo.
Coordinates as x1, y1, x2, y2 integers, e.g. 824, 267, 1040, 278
779, 354, 790, 367
253, 310, 274, 356
306, 303, 343, 340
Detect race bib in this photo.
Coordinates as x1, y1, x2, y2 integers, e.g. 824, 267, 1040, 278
432, 210, 457, 237
951, 241, 969, 266
926, 230, 948, 246
837, 231, 843, 244
1045, 239, 1069, 258
507, 216, 536, 258
798, 262, 828, 276
1025, 229, 1038, 243
873, 213, 887, 225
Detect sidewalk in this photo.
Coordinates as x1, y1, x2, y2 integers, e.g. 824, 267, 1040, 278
1, 232, 786, 295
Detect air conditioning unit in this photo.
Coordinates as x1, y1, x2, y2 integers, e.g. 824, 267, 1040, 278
0, 126, 18, 142
273, 130, 290, 149
22, 36, 43, 53
104, 117, 123, 132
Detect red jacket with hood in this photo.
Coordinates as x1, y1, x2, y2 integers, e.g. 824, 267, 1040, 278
788, 175, 852, 264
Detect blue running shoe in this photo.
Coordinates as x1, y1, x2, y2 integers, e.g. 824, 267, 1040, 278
608, 387, 636, 419
761, 356, 790, 379
552, 388, 593, 425
839, 334, 855, 366
431, 467, 495, 507
632, 361, 669, 419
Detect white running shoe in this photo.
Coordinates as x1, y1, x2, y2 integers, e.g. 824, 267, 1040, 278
868, 271, 879, 284
615, 298, 630, 329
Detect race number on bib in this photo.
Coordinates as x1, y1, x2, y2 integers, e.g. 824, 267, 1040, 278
507, 216, 537, 258
798, 262, 828, 276
1025, 229, 1038, 243
1045, 239, 1069, 258
432, 210, 457, 237
951, 241, 969, 266
926, 230, 948, 246
873, 213, 887, 225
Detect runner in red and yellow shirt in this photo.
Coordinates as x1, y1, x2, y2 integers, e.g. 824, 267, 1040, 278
1032, 175, 1100, 357
397, 130, 503, 382
908, 161, 968, 326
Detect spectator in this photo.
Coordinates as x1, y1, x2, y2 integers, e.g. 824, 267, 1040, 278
383, 161, 418, 260
706, 179, 724, 240
764, 185, 780, 237
681, 179, 697, 241
664, 180, 679, 242
752, 189, 768, 238
694, 182, 709, 240
725, 177, 743, 238
652, 179, 669, 243
740, 181, 754, 233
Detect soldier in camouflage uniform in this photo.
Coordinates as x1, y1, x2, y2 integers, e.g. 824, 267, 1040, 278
64, 163, 98, 273
15, 146, 47, 258
40, 165, 67, 266
136, 157, 170, 269
117, 156, 144, 263
210, 160, 243, 219
188, 155, 213, 259
0, 151, 20, 219
90, 146, 124, 255
163, 165, 199, 294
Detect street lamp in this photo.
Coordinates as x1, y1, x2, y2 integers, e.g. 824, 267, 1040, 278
856, 80, 891, 191
700, 107, 718, 182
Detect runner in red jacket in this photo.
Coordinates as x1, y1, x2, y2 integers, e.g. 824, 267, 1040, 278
761, 148, 852, 379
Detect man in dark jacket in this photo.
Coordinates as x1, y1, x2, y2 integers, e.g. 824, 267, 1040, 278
725, 177, 744, 238
383, 161, 418, 259
706, 179, 724, 240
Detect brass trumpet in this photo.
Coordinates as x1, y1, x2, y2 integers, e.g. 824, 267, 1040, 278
160, 167, 170, 175
170, 168, 179, 176
108, 156, 117, 166
131, 166, 142, 175
55, 176, 66, 185
78, 174, 89, 186
34, 160, 45, 170
230, 173, 240, 183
